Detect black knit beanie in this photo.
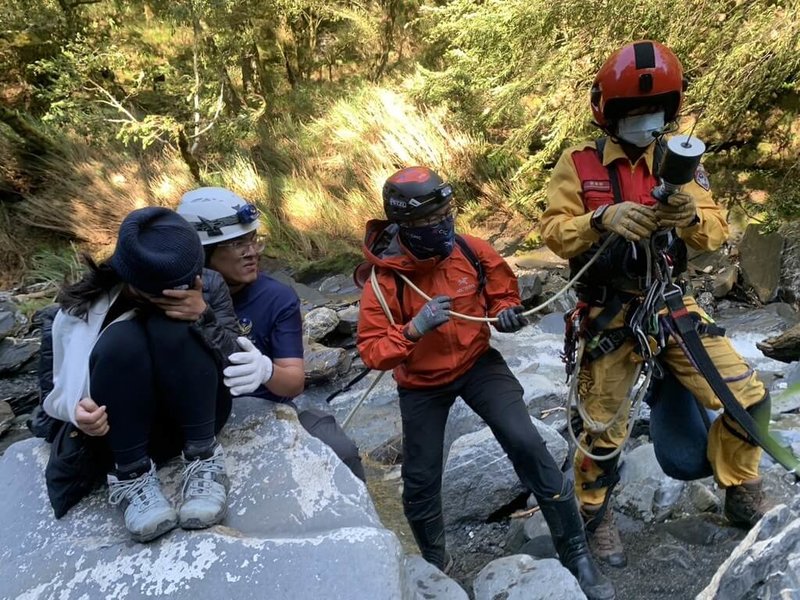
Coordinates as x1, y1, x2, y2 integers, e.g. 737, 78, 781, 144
110, 206, 205, 295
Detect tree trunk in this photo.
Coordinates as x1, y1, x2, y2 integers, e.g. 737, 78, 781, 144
178, 128, 203, 185
203, 34, 244, 113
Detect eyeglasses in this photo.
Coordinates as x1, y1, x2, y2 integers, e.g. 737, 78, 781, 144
215, 234, 266, 253
401, 207, 454, 228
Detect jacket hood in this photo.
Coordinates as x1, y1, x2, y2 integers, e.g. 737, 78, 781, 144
361, 219, 442, 275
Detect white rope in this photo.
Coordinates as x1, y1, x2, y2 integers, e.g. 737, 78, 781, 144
565, 339, 653, 462
392, 234, 618, 323
343, 234, 620, 430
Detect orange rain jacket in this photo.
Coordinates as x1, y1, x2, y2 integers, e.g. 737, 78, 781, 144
356, 219, 520, 389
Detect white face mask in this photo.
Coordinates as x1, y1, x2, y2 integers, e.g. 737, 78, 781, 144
616, 111, 666, 147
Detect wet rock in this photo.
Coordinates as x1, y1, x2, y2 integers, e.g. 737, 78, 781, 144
303, 307, 340, 342
739, 224, 784, 303
369, 432, 403, 465
518, 272, 544, 306
304, 342, 351, 383
757, 322, 800, 363
687, 481, 721, 513
772, 362, 800, 414
0, 338, 40, 376
779, 221, 800, 305
516, 510, 557, 559
537, 312, 566, 335
715, 302, 799, 336
712, 265, 738, 299
442, 419, 566, 524
336, 305, 361, 336
319, 274, 356, 295
473, 555, 585, 600
403, 556, 468, 600
0, 401, 13, 437
0, 398, 419, 600
698, 501, 800, 600
662, 514, 739, 546
0, 307, 16, 341
617, 443, 684, 522
645, 542, 694, 570
269, 271, 330, 311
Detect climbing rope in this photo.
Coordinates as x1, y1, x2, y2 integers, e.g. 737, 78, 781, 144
339, 235, 617, 430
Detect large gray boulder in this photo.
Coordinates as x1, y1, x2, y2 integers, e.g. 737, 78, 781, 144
0, 398, 444, 600
779, 221, 800, 305
442, 419, 567, 524
473, 555, 585, 600
738, 224, 784, 303
697, 497, 800, 600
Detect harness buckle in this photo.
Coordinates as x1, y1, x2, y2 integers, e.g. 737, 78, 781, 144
596, 334, 620, 355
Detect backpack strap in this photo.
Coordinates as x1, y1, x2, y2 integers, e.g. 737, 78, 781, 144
455, 235, 486, 295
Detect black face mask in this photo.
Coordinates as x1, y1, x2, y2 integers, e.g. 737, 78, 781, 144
399, 215, 456, 259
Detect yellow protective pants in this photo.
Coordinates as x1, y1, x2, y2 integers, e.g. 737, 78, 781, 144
574, 295, 765, 507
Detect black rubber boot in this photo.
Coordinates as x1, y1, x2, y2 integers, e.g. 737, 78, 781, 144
538, 488, 616, 600
408, 513, 453, 573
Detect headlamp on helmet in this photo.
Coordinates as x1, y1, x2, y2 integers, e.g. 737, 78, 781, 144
177, 187, 261, 245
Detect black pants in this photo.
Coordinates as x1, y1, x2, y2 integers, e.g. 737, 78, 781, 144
295, 406, 366, 482
90, 313, 231, 467
399, 347, 563, 522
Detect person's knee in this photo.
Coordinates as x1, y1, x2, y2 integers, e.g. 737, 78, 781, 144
145, 314, 195, 352
90, 320, 149, 372
402, 491, 442, 521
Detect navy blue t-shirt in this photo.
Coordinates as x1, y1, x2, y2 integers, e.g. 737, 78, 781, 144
231, 273, 304, 403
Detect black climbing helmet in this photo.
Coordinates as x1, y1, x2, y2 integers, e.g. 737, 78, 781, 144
382, 166, 453, 222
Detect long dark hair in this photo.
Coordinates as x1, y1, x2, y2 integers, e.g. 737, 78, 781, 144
56, 254, 121, 319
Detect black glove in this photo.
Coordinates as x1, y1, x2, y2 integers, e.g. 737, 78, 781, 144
495, 306, 528, 333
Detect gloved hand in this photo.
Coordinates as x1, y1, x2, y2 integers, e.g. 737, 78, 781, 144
495, 306, 528, 333
599, 203, 658, 241
224, 337, 274, 396
655, 191, 697, 228
407, 295, 451, 339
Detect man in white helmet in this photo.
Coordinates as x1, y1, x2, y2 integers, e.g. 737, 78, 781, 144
177, 187, 365, 481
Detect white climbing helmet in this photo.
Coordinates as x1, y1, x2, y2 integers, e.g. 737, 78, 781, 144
177, 187, 260, 245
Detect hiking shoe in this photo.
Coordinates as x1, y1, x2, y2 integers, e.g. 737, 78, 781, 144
108, 461, 178, 543
582, 504, 627, 568
725, 478, 769, 529
179, 443, 230, 529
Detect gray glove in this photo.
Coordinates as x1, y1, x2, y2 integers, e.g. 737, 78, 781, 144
495, 306, 528, 333
409, 295, 451, 338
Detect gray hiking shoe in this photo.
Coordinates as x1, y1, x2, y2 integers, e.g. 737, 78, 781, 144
107, 461, 178, 543
179, 444, 230, 529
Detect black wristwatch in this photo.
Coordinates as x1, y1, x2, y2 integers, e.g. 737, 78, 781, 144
591, 205, 609, 233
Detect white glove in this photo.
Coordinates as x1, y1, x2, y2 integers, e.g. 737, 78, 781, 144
224, 337, 274, 396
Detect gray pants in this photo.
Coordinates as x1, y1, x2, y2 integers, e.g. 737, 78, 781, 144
296, 407, 366, 482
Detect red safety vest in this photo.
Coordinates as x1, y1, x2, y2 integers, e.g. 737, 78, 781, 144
570, 144, 658, 210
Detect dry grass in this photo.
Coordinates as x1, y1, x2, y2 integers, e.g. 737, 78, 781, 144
1, 84, 488, 281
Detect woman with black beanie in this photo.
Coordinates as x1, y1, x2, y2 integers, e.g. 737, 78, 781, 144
42, 206, 239, 542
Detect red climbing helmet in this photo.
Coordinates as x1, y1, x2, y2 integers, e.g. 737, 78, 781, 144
590, 40, 687, 128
